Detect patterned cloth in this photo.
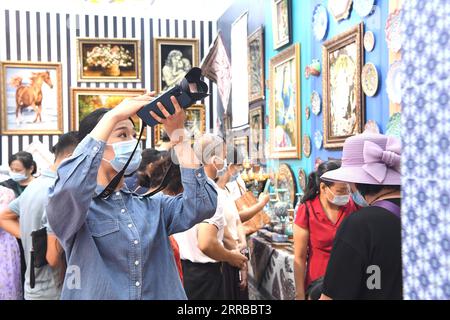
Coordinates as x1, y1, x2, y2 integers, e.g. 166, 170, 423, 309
0, 186, 22, 300
248, 235, 295, 300
402, 0, 450, 300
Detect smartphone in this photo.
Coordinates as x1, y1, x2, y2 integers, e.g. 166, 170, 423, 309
137, 86, 192, 127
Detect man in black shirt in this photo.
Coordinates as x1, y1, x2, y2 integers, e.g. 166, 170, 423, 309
319, 133, 402, 300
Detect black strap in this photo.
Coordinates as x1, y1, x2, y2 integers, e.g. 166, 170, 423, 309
140, 162, 175, 198
30, 250, 35, 289
97, 125, 146, 199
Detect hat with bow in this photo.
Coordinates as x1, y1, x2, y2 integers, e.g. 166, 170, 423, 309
321, 133, 401, 185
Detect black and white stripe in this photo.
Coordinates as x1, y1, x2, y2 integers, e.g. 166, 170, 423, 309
0, 10, 216, 165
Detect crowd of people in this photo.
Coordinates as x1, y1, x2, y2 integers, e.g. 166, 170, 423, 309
0, 93, 401, 300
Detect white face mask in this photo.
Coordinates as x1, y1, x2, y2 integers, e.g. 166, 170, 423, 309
9, 170, 28, 182
213, 157, 227, 178
326, 186, 350, 207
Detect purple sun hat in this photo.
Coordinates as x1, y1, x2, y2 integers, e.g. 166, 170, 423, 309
320, 133, 401, 185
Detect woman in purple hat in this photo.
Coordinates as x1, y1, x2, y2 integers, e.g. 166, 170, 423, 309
319, 133, 402, 300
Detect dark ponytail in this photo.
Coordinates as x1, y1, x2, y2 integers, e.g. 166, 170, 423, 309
301, 160, 341, 204
9, 151, 37, 175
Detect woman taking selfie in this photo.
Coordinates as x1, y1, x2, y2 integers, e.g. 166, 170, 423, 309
46, 93, 218, 299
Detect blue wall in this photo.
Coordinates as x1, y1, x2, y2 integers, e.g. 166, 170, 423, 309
263, 0, 390, 186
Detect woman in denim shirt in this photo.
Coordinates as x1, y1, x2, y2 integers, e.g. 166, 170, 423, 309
46, 93, 218, 299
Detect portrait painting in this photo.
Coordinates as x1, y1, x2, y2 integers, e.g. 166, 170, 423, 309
272, 0, 291, 50
0, 61, 63, 135
154, 38, 199, 93
71, 88, 146, 138
322, 23, 364, 148
248, 27, 265, 103
249, 105, 264, 161
77, 38, 141, 82
269, 44, 301, 159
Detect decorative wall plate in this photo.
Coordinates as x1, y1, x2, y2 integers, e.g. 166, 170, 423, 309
314, 130, 323, 150
298, 168, 307, 192
386, 60, 402, 104
276, 163, 297, 207
385, 9, 402, 53
361, 63, 379, 97
314, 157, 324, 171
328, 0, 353, 22
305, 106, 310, 120
364, 31, 375, 51
354, 0, 375, 17
311, 91, 321, 115
312, 4, 328, 41
303, 135, 311, 158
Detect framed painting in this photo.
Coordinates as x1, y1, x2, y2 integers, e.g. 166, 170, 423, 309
233, 136, 249, 160
70, 88, 147, 139
248, 26, 265, 103
322, 23, 365, 149
269, 43, 301, 159
272, 0, 291, 50
154, 38, 199, 94
154, 104, 206, 147
0, 61, 63, 135
249, 105, 264, 161
77, 38, 141, 82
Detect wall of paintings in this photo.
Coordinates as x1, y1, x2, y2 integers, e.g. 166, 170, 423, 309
0, 9, 216, 166
262, 0, 393, 192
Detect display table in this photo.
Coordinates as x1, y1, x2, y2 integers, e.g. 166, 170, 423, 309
247, 234, 296, 300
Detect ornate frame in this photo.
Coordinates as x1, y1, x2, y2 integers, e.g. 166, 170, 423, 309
248, 26, 265, 103
0, 61, 63, 135
153, 37, 199, 94
322, 23, 364, 149
249, 104, 265, 161
77, 38, 141, 82
269, 43, 301, 159
272, 0, 291, 50
154, 104, 205, 147
70, 87, 147, 139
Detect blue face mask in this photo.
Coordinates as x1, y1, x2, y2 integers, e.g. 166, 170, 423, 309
9, 170, 28, 182
104, 139, 142, 175
352, 190, 369, 207
229, 171, 240, 183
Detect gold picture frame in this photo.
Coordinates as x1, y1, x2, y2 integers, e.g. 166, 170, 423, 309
322, 23, 365, 149
269, 43, 301, 159
0, 61, 63, 135
272, 0, 291, 50
154, 104, 206, 147
248, 26, 265, 103
153, 37, 199, 94
70, 88, 147, 139
249, 105, 264, 161
77, 38, 141, 82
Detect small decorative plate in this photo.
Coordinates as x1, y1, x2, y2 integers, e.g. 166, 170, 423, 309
298, 169, 307, 192
311, 91, 321, 115
361, 63, 379, 97
364, 31, 375, 52
354, 0, 375, 17
303, 135, 311, 158
386, 112, 401, 139
305, 106, 311, 120
312, 4, 328, 41
314, 130, 323, 150
386, 61, 402, 104
328, 0, 353, 22
385, 9, 402, 53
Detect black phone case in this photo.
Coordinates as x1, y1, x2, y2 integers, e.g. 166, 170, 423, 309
137, 87, 192, 127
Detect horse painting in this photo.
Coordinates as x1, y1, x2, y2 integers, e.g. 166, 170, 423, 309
9, 71, 54, 124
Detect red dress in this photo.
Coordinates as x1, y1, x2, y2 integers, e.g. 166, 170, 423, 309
294, 196, 358, 289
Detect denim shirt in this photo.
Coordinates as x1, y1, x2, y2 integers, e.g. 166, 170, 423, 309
46, 135, 217, 300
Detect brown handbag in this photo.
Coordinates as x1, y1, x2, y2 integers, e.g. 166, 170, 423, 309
234, 181, 271, 235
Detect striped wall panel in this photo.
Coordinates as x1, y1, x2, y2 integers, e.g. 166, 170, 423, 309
0, 9, 216, 166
